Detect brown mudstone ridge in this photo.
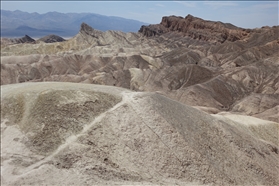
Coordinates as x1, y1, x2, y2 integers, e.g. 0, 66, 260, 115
138, 24, 167, 37
139, 14, 251, 43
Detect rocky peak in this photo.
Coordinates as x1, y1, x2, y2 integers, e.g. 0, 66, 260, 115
23, 35, 35, 42
8, 35, 35, 44
185, 14, 194, 19
79, 22, 103, 38
139, 15, 250, 43
80, 22, 94, 33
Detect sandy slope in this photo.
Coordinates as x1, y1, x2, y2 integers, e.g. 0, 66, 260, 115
1, 82, 278, 185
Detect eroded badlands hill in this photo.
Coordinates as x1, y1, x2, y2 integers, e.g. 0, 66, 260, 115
1, 15, 278, 123
1, 82, 278, 185
1, 14, 279, 185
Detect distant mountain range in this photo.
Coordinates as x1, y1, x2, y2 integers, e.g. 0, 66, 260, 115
1, 10, 149, 37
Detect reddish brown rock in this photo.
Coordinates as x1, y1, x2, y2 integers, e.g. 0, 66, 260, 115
139, 14, 251, 43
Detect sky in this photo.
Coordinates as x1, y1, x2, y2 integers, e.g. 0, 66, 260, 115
1, 1, 278, 29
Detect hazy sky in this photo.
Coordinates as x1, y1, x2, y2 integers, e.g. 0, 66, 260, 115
1, 1, 278, 28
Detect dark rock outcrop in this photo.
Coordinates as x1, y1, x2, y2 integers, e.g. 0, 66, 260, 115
20, 35, 35, 43
38, 34, 66, 43
13, 35, 35, 44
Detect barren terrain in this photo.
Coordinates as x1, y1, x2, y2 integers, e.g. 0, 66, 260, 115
1, 15, 278, 185
1, 82, 278, 185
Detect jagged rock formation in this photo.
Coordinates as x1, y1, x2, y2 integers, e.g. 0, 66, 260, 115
37, 34, 66, 43
12, 34, 35, 43
139, 14, 251, 43
1, 82, 278, 185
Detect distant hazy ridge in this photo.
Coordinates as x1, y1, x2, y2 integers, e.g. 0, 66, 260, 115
1, 10, 149, 37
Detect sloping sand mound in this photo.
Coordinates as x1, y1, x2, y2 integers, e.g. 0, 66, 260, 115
1, 82, 278, 185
